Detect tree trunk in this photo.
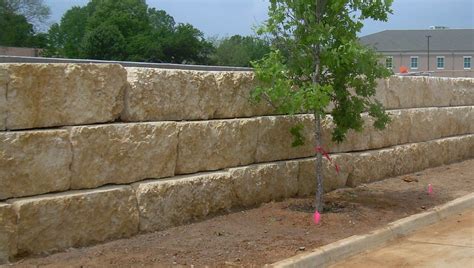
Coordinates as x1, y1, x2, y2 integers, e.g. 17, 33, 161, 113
314, 112, 324, 212
312, 0, 327, 212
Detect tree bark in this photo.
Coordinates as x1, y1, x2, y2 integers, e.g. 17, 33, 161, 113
312, 0, 326, 212
314, 112, 324, 212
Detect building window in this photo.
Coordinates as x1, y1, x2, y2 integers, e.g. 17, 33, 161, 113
410, 56, 418, 69
464, 56, 472, 69
436, 56, 445, 69
385, 56, 393, 68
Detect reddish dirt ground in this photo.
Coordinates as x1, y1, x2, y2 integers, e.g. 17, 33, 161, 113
7, 159, 474, 268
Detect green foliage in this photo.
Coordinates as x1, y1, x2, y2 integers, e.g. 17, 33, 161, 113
163, 23, 214, 64
252, 0, 393, 143
81, 23, 127, 60
1, 0, 50, 30
0, 0, 49, 47
213, 35, 271, 67
42, 0, 214, 64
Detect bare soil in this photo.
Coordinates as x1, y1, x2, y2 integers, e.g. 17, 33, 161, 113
8, 159, 474, 268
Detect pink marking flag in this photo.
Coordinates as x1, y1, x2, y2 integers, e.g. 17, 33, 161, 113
428, 184, 433, 195
313, 211, 321, 224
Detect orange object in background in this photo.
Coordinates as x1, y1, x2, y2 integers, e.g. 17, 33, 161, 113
399, 66, 408, 73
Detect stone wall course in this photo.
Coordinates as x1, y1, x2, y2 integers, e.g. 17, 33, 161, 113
376, 76, 474, 109
0, 130, 72, 199
1, 63, 126, 130
70, 122, 178, 189
11, 186, 139, 256
345, 135, 474, 187
123, 68, 273, 122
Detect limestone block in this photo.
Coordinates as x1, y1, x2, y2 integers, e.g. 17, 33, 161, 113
441, 77, 474, 106
444, 135, 474, 162
423, 138, 450, 168
321, 115, 371, 153
381, 76, 447, 109
378, 76, 474, 109
229, 161, 299, 207
256, 115, 315, 163
70, 122, 178, 189
4, 64, 126, 130
297, 155, 352, 196
0, 203, 16, 264
346, 148, 396, 187
135, 172, 234, 232
123, 68, 274, 122
0, 130, 71, 199
0, 66, 8, 130
392, 143, 430, 176
123, 68, 218, 121
176, 119, 259, 174
213, 71, 274, 118
13, 186, 139, 256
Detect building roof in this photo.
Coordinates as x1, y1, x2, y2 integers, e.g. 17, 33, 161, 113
359, 29, 474, 52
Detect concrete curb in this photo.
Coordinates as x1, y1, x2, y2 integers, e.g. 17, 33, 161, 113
271, 192, 474, 268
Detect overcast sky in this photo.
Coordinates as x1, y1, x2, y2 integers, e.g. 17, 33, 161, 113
44, 0, 474, 37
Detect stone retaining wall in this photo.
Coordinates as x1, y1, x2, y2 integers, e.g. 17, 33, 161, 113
0, 63, 473, 263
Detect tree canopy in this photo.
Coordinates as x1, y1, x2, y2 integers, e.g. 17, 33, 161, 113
42, 0, 215, 64
2, 0, 271, 66
213, 35, 271, 67
0, 0, 49, 47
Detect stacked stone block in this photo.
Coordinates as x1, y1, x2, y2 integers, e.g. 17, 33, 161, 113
0, 63, 473, 263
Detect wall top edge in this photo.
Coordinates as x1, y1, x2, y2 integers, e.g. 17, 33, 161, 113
0, 55, 254, 72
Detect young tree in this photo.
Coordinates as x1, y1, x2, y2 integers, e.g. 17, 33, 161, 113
252, 0, 393, 212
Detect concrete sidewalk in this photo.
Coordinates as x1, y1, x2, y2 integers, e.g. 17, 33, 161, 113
330, 210, 474, 268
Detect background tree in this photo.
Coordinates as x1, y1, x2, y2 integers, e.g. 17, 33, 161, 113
1, 0, 50, 30
0, 0, 49, 47
213, 35, 270, 67
252, 0, 393, 212
163, 23, 214, 64
81, 23, 127, 60
43, 0, 214, 64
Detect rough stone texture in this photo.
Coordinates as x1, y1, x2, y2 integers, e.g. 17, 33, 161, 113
70, 122, 178, 189
3, 64, 126, 130
256, 115, 316, 163
0, 67, 8, 130
376, 76, 474, 109
134, 172, 234, 232
213, 71, 274, 118
123, 70, 473, 123
123, 68, 273, 121
323, 106, 474, 153
297, 155, 352, 196
0, 203, 16, 264
12, 186, 139, 256
229, 161, 299, 207
176, 119, 259, 174
0, 130, 72, 199
346, 135, 474, 186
